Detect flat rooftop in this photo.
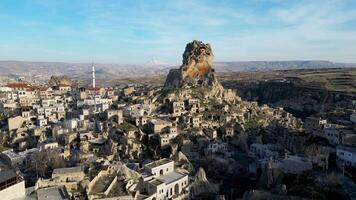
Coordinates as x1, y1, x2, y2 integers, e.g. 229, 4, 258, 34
0, 170, 16, 183
157, 171, 186, 185
338, 145, 356, 154
151, 119, 172, 125
37, 186, 69, 200
52, 166, 83, 175
1, 150, 20, 158
149, 179, 164, 186
145, 158, 172, 169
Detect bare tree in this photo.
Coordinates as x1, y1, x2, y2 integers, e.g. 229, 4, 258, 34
29, 149, 67, 177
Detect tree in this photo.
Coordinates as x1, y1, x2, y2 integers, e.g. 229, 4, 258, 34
29, 149, 67, 177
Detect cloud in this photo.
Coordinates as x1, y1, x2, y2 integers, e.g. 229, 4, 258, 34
1, 0, 356, 63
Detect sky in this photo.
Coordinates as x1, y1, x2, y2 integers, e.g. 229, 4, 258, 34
0, 0, 356, 65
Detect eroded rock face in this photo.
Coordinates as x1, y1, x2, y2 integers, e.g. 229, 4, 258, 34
48, 75, 72, 87
190, 167, 219, 197
172, 151, 195, 174
164, 40, 224, 96
181, 40, 214, 80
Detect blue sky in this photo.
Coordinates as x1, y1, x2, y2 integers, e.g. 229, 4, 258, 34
0, 0, 356, 64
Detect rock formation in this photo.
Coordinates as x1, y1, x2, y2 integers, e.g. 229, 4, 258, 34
258, 160, 283, 189
190, 167, 219, 197
172, 151, 195, 174
164, 40, 224, 96
48, 75, 72, 87
116, 162, 140, 180
181, 40, 213, 79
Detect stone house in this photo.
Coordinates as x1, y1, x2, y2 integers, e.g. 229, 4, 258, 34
190, 116, 202, 128
205, 142, 229, 154
149, 119, 172, 134
249, 144, 281, 159
225, 127, 235, 137
52, 166, 85, 182
7, 116, 27, 131
36, 166, 86, 195
203, 128, 217, 139
106, 109, 124, 124
305, 117, 327, 134
57, 84, 71, 93
123, 86, 135, 96
278, 155, 312, 174
136, 116, 150, 127
159, 127, 179, 147
171, 101, 185, 117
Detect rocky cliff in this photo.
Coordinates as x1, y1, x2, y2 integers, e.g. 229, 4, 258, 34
172, 151, 195, 174
190, 167, 219, 197
164, 40, 224, 97
48, 75, 72, 87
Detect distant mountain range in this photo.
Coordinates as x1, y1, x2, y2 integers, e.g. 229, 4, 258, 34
0, 60, 355, 81
215, 60, 356, 72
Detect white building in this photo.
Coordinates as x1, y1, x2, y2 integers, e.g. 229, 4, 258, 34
350, 112, 356, 123
0, 170, 26, 200
323, 124, 342, 145
37, 116, 48, 127
336, 145, 356, 167
63, 119, 78, 131
40, 141, 59, 150
141, 159, 189, 200
0, 148, 39, 168
278, 155, 312, 174
124, 104, 145, 118
206, 142, 228, 154
249, 144, 280, 159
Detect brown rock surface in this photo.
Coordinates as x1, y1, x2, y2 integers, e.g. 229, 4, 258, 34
181, 40, 214, 79
164, 40, 224, 97
48, 75, 72, 87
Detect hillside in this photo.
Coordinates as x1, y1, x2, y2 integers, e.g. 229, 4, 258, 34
0, 60, 355, 81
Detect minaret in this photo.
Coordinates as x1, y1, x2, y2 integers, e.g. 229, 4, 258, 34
92, 63, 96, 88
92, 63, 97, 112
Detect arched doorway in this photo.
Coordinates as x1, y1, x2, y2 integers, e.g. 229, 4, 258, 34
160, 169, 163, 175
